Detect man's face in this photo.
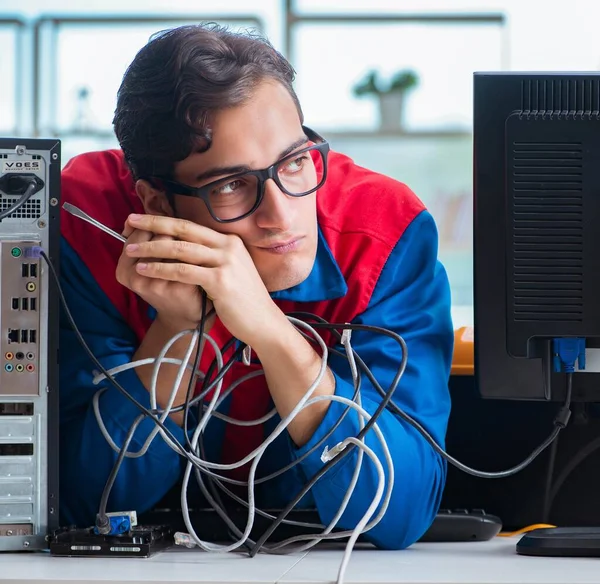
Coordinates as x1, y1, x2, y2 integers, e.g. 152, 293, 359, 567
171, 80, 319, 293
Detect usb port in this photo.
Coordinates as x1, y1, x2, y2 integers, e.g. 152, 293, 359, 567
29, 330, 36, 344
11, 298, 19, 310
30, 264, 37, 278
30, 298, 36, 311
21, 264, 29, 278
20, 330, 28, 343
21, 298, 28, 311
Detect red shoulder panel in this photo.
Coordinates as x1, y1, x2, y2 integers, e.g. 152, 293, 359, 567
61, 149, 151, 342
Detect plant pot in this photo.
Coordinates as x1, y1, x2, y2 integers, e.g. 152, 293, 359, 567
377, 91, 405, 131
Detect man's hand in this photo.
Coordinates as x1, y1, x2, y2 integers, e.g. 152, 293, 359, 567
122, 214, 286, 347
122, 213, 334, 445
116, 222, 213, 332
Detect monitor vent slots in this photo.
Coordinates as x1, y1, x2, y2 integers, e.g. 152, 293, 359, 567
510, 142, 583, 322
520, 78, 600, 116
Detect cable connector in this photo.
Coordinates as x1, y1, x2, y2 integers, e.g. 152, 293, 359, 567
0, 173, 43, 196
341, 328, 352, 346
554, 405, 572, 429
321, 441, 347, 463
552, 337, 586, 373
174, 532, 197, 548
94, 510, 137, 535
24, 246, 42, 259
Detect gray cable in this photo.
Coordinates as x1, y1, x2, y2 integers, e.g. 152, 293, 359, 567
94, 315, 393, 582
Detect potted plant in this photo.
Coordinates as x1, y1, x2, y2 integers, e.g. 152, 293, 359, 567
353, 69, 419, 131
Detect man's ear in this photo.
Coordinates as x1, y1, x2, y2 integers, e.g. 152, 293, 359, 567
135, 179, 174, 217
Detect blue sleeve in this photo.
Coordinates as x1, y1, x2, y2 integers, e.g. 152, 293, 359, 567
59, 237, 186, 527
293, 210, 453, 550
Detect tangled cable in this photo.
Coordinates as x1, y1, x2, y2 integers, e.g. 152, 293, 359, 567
40, 248, 573, 584
90, 314, 396, 584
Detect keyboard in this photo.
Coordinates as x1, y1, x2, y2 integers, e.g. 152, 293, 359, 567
420, 508, 503, 542
140, 507, 503, 544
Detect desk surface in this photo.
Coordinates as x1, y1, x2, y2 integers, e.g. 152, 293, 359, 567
0, 537, 598, 584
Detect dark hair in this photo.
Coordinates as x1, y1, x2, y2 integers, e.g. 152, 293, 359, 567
113, 23, 303, 181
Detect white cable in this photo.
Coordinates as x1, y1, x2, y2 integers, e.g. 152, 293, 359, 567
183, 369, 393, 555
156, 317, 328, 473
183, 394, 390, 577
203, 370, 278, 426
194, 330, 365, 532
92, 330, 221, 457
92, 359, 203, 386
93, 314, 396, 577
334, 438, 385, 584
178, 317, 329, 552
269, 327, 366, 554
152, 332, 226, 458
265, 393, 393, 549
92, 328, 206, 385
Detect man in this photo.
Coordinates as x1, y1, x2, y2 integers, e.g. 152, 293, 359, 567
59, 23, 453, 550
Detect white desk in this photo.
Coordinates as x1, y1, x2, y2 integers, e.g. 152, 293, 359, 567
0, 537, 597, 584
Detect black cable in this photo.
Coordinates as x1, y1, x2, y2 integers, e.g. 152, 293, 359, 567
547, 400, 600, 518
48, 237, 572, 547
250, 321, 575, 555
95, 415, 145, 533
0, 179, 37, 221
97, 291, 215, 533
183, 294, 253, 549
171, 338, 242, 416
182, 291, 210, 453
542, 437, 560, 523
293, 318, 573, 480
191, 333, 265, 550
193, 461, 257, 551
186, 339, 242, 410
97, 290, 214, 532
181, 316, 364, 548
249, 321, 407, 556
200, 341, 362, 488
547, 436, 600, 512
541, 373, 571, 522
41, 252, 208, 467
196, 346, 365, 547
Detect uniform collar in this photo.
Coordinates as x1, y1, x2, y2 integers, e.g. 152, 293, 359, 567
269, 226, 348, 303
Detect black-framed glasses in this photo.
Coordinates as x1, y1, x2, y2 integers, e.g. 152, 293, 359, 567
150, 126, 330, 223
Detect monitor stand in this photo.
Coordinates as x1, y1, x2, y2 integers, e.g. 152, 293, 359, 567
517, 527, 600, 557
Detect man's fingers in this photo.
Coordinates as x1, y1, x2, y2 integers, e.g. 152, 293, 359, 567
122, 223, 135, 238
125, 228, 153, 245
125, 239, 221, 267
116, 228, 154, 286
135, 261, 213, 288
150, 234, 172, 242
126, 214, 225, 247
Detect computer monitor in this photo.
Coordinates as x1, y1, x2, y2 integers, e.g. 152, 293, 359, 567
473, 72, 600, 556
474, 71, 600, 403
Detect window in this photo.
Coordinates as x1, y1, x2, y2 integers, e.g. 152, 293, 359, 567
290, 20, 504, 132
0, 22, 21, 135
36, 17, 265, 137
